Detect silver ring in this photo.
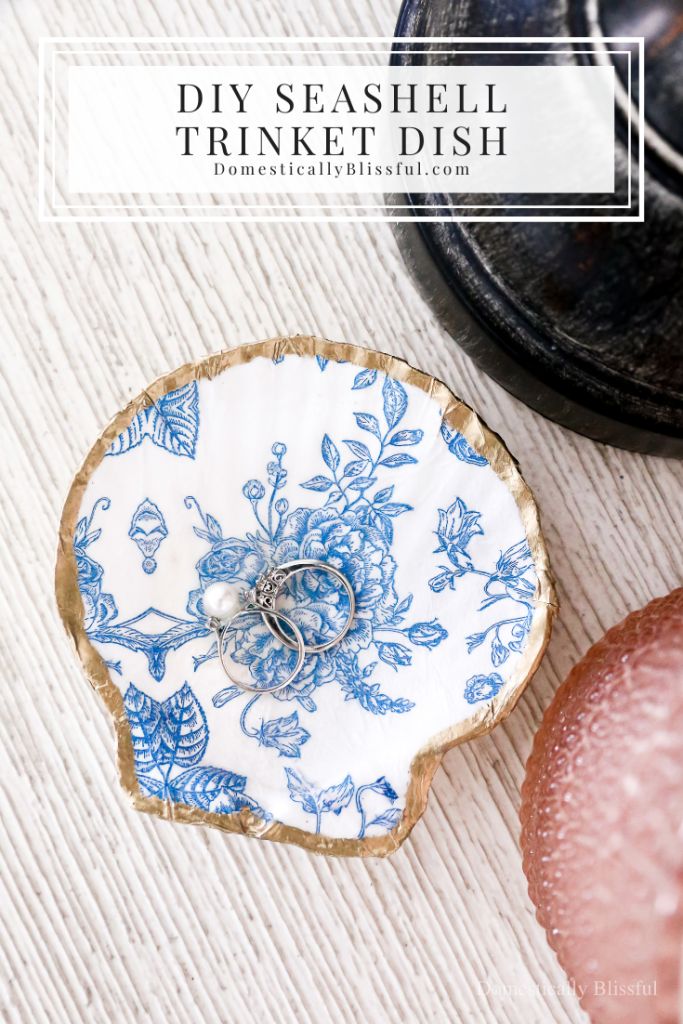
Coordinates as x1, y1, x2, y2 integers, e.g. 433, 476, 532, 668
217, 607, 306, 694
259, 559, 356, 654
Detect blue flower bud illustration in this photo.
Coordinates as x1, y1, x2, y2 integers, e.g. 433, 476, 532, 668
242, 479, 266, 502
407, 619, 449, 648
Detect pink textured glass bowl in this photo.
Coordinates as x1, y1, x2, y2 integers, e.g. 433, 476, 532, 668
521, 589, 683, 1024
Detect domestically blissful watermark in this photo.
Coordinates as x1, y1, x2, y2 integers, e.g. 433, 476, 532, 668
480, 978, 657, 1001
38, 36, 644, 222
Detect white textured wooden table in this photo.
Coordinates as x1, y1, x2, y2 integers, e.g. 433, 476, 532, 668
1, 2, 682, 1022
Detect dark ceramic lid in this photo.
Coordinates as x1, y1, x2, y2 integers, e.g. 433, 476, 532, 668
392, 0, 683, 457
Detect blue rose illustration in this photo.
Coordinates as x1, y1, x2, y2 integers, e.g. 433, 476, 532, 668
76, 551, 103, 596
73, 502, 118, 631
196, 538, 265, 587
271, 506, 398, 650
464, 673, 504, 704
225, 613, 338, 704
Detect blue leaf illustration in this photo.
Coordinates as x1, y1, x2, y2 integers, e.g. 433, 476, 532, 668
212, 685, 242, 707
352, 367, 377, 390
257, 712, 311, 758
373, 485, 394, 505
368, 509, 394, 545
150, 383, 200, 458
167, 766, 247, 810
73, 518, 89, 549
286, 769, 355, 830
137, 773, 164, 798
380, 502, 413, 518
368, 807, 402, 830
379, 453, 417, 468
124, 684, 164, 771
319, 775, 354, 815
205, 513, 223, 541
394, 595, 413, 616
159, 683, 208, 768
382, 378, 408, 429
389, 429, 423, 447
209, 791, 270, 818
343, 438, 372, 460
342, 458, 368, 477
340, 674, 415, 715
316, 356, 329, 371
321, 433, 340, 471
108, 382, 200, 459
301, 475, 333, 491
354, 412, 382, 439
284, 768, 319, 815
346, 476, 377, 492
343, 459, 369, 478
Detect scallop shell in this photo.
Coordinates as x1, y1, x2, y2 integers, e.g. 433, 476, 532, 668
56, 336, 556, 856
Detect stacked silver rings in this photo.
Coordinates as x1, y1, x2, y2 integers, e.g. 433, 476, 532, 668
203, 560, 356, 694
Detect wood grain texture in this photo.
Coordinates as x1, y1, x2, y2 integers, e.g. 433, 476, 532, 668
0, 2, 681, 1022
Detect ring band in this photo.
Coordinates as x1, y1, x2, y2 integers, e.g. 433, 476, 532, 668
218, 607, 306, 694
260, 559, 356, 654
206, 560, 355, 693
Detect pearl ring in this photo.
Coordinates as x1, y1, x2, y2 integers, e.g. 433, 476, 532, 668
203, 560, 356, 694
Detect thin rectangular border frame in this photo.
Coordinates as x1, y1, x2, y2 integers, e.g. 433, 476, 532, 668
38, 36, 645, 223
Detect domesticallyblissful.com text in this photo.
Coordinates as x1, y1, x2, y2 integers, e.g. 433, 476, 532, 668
211, 159, 471, 179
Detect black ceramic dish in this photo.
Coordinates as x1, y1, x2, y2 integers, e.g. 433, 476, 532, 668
391, 0, 683, 457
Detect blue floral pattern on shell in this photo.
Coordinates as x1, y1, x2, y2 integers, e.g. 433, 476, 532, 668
71, 354, 542, 838
186, 375, 448, 762
74, 499, 210, 680
124, 680, 267, 815
430, 498, 536, 673
285, 768, 401, 836
107, 382, 199, 459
